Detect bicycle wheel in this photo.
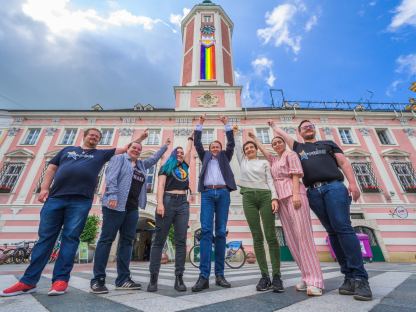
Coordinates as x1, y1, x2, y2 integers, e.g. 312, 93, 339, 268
188, 245, 201, 268
13, 248, 26, 264
225, 246, 246, 269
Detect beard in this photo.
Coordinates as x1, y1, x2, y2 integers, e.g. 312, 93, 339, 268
303, 133, 315, 140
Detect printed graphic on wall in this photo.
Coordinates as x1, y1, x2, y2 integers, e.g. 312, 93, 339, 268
200, 24, 216, 80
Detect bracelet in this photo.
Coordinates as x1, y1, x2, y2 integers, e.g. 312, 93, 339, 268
188, 137, 194, 141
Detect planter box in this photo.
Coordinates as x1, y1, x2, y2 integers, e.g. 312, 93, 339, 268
404, 187, 416, 193
362, 186, 379, 193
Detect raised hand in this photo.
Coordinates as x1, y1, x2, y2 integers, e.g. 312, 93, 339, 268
165, 137, 171, 145
267, 119, 276, 129
219, 115, 228, 125
232, 125, 239, 134
198, 114, 206, 125
139, 128, 149, 141
248, 131, 257, 140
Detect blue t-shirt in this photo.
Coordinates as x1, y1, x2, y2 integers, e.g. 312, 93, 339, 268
49, 146, 116, 199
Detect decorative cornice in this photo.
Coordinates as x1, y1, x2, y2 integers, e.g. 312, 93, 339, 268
197, 92, 219, 108
323, 127, 332, 135
403, 128, 414, 137
173, 128, 194, 136
280, 116, 293, 123
45, 127, 58, 136
359, 128, 371, 136
7, 127, 20, 136
119, 128, 134, 136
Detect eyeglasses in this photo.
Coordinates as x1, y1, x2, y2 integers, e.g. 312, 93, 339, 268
300, 124, 315, 131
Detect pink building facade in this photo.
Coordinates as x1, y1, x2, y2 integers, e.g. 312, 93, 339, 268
0, 1, 415, 262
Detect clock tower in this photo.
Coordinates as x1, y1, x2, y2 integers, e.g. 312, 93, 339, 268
174, 0, 242, 111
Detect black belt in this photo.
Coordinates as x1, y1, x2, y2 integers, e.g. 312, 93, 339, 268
165, 193, 187, 198
205, 185, 227, 189
309, 180, 339, 189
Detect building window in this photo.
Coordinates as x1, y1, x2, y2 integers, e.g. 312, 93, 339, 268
60, 128, 77, 145
95, 164, 107, 194
146, 166, 156, 193
0, 162, 25, 193
34, 163, 49, 193
99, 129, 114, 145
351, 162, 380, 193
204, 15, 212, 23
351, 213, 364, 219
22, 128, 41, 145
146, 129, 160, 145
376, 129, 393, 145
201, 129, 215, 145
338, 128, 355, 144
391, 162, 416, 193
256, 128, 271, 144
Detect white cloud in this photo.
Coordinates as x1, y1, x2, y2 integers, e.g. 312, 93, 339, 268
257, 1, 319, 55
252, 57, 276, 87
396, 54, 416, 76
386, 79, 403, 97
389, 0, 416, 30
21, 0, 162, 39
305, 15, 317, 32
170, 8, 191, 28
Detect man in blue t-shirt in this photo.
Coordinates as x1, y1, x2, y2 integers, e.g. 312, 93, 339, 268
267, 119, 372, 302
0, 128, 148, 297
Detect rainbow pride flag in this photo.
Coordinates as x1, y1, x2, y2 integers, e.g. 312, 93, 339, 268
200, 44, 216, 80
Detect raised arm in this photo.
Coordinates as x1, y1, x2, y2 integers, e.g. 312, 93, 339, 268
248, 131, 271, 160
335, 153, 360, 202
220, 115, 235, 161
268, 120, 295, 150
115, 128, 149, 155
38, 164, 58, 203
183, 133, 194, 165
194, 115, 206, 161
143, 138, 170, 169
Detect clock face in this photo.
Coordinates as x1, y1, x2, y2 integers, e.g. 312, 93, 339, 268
201, 25, 215, 35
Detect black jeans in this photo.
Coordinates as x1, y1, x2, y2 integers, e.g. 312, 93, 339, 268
149, 193, 190, 275
92, 207, 138, 286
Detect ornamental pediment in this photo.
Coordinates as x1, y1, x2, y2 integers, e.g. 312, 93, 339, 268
44, 149, 61, 159
381, 148, 410, 158
5, 148, 35, 159
344, 148, 371, 157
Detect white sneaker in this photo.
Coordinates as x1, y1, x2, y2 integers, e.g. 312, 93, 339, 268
295, 281, 307, 292
307, 285, 323, 296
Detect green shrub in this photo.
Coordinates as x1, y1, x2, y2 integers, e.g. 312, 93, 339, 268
80, 215, 100, 244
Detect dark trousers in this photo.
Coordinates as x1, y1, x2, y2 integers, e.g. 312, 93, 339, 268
92, 207, 138, 286
21, 196, 92, 285
307, 181, 368, 280
199, 188, 230, 279
149, 193, 190, 276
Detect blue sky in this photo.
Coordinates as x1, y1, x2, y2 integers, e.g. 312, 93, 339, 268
0, 0, 415, 110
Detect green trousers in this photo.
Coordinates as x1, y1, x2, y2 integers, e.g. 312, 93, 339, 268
241, 187, 281, 277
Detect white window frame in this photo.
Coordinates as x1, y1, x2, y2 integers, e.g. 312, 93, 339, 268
21, 128, 41, 145
145, 129, 161, 145
391, 162, 416, 193
0, 162, 25, 193
99, 128, 114, 146
351, 162, 379, 192
338, 128, 356, 145
59, 128, 78, 145
203, 15, 212, 23
375, 128, 395, 145
256, 128, 271, 144
201, 129, 215, 145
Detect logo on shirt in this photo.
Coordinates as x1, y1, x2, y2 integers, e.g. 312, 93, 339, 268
66, 151, 94, 160
299, 149, 327, 161
299, 150, 308, 160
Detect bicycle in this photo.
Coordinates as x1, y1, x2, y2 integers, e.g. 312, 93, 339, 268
188, 230, 247, 269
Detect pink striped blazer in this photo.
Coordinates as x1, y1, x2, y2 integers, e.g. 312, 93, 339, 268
268, 150, 306, 200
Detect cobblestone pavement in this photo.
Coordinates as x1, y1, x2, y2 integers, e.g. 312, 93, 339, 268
0, 262, 415, 312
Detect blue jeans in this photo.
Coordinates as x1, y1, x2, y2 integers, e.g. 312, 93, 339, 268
92, 207, 138, 286
307, 181, 368, 280
199, 189, 230, 279
20, 196, 92, 285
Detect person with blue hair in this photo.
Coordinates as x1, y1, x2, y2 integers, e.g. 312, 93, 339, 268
147, 135, 194, 292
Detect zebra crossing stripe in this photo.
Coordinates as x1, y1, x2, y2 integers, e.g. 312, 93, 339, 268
0, 275, 48, 312
277, 272, 412, 312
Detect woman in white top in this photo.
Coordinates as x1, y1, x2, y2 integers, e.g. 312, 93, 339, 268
233, 126, 284, 293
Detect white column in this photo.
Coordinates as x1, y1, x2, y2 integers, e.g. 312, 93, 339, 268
215, 13, 225, 85
14, 128, 56, 204
192, 13, 201, 85
0, 129, 19, 160
403, 128, 416, 150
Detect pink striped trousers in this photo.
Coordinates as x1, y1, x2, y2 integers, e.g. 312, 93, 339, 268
278, 194, 324, 289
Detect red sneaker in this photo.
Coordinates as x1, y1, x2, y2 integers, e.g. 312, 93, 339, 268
0, 281, 36, 297
48, 280, 68, 296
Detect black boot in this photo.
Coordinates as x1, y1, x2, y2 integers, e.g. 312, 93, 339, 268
174, 274, 187, 292
191, 276, 209, 292
147, 273, 158, 292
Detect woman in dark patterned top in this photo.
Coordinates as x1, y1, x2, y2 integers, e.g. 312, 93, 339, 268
147, 135, 194, 292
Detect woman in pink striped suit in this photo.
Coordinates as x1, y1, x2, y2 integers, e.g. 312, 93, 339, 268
249, 132, 324, 296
